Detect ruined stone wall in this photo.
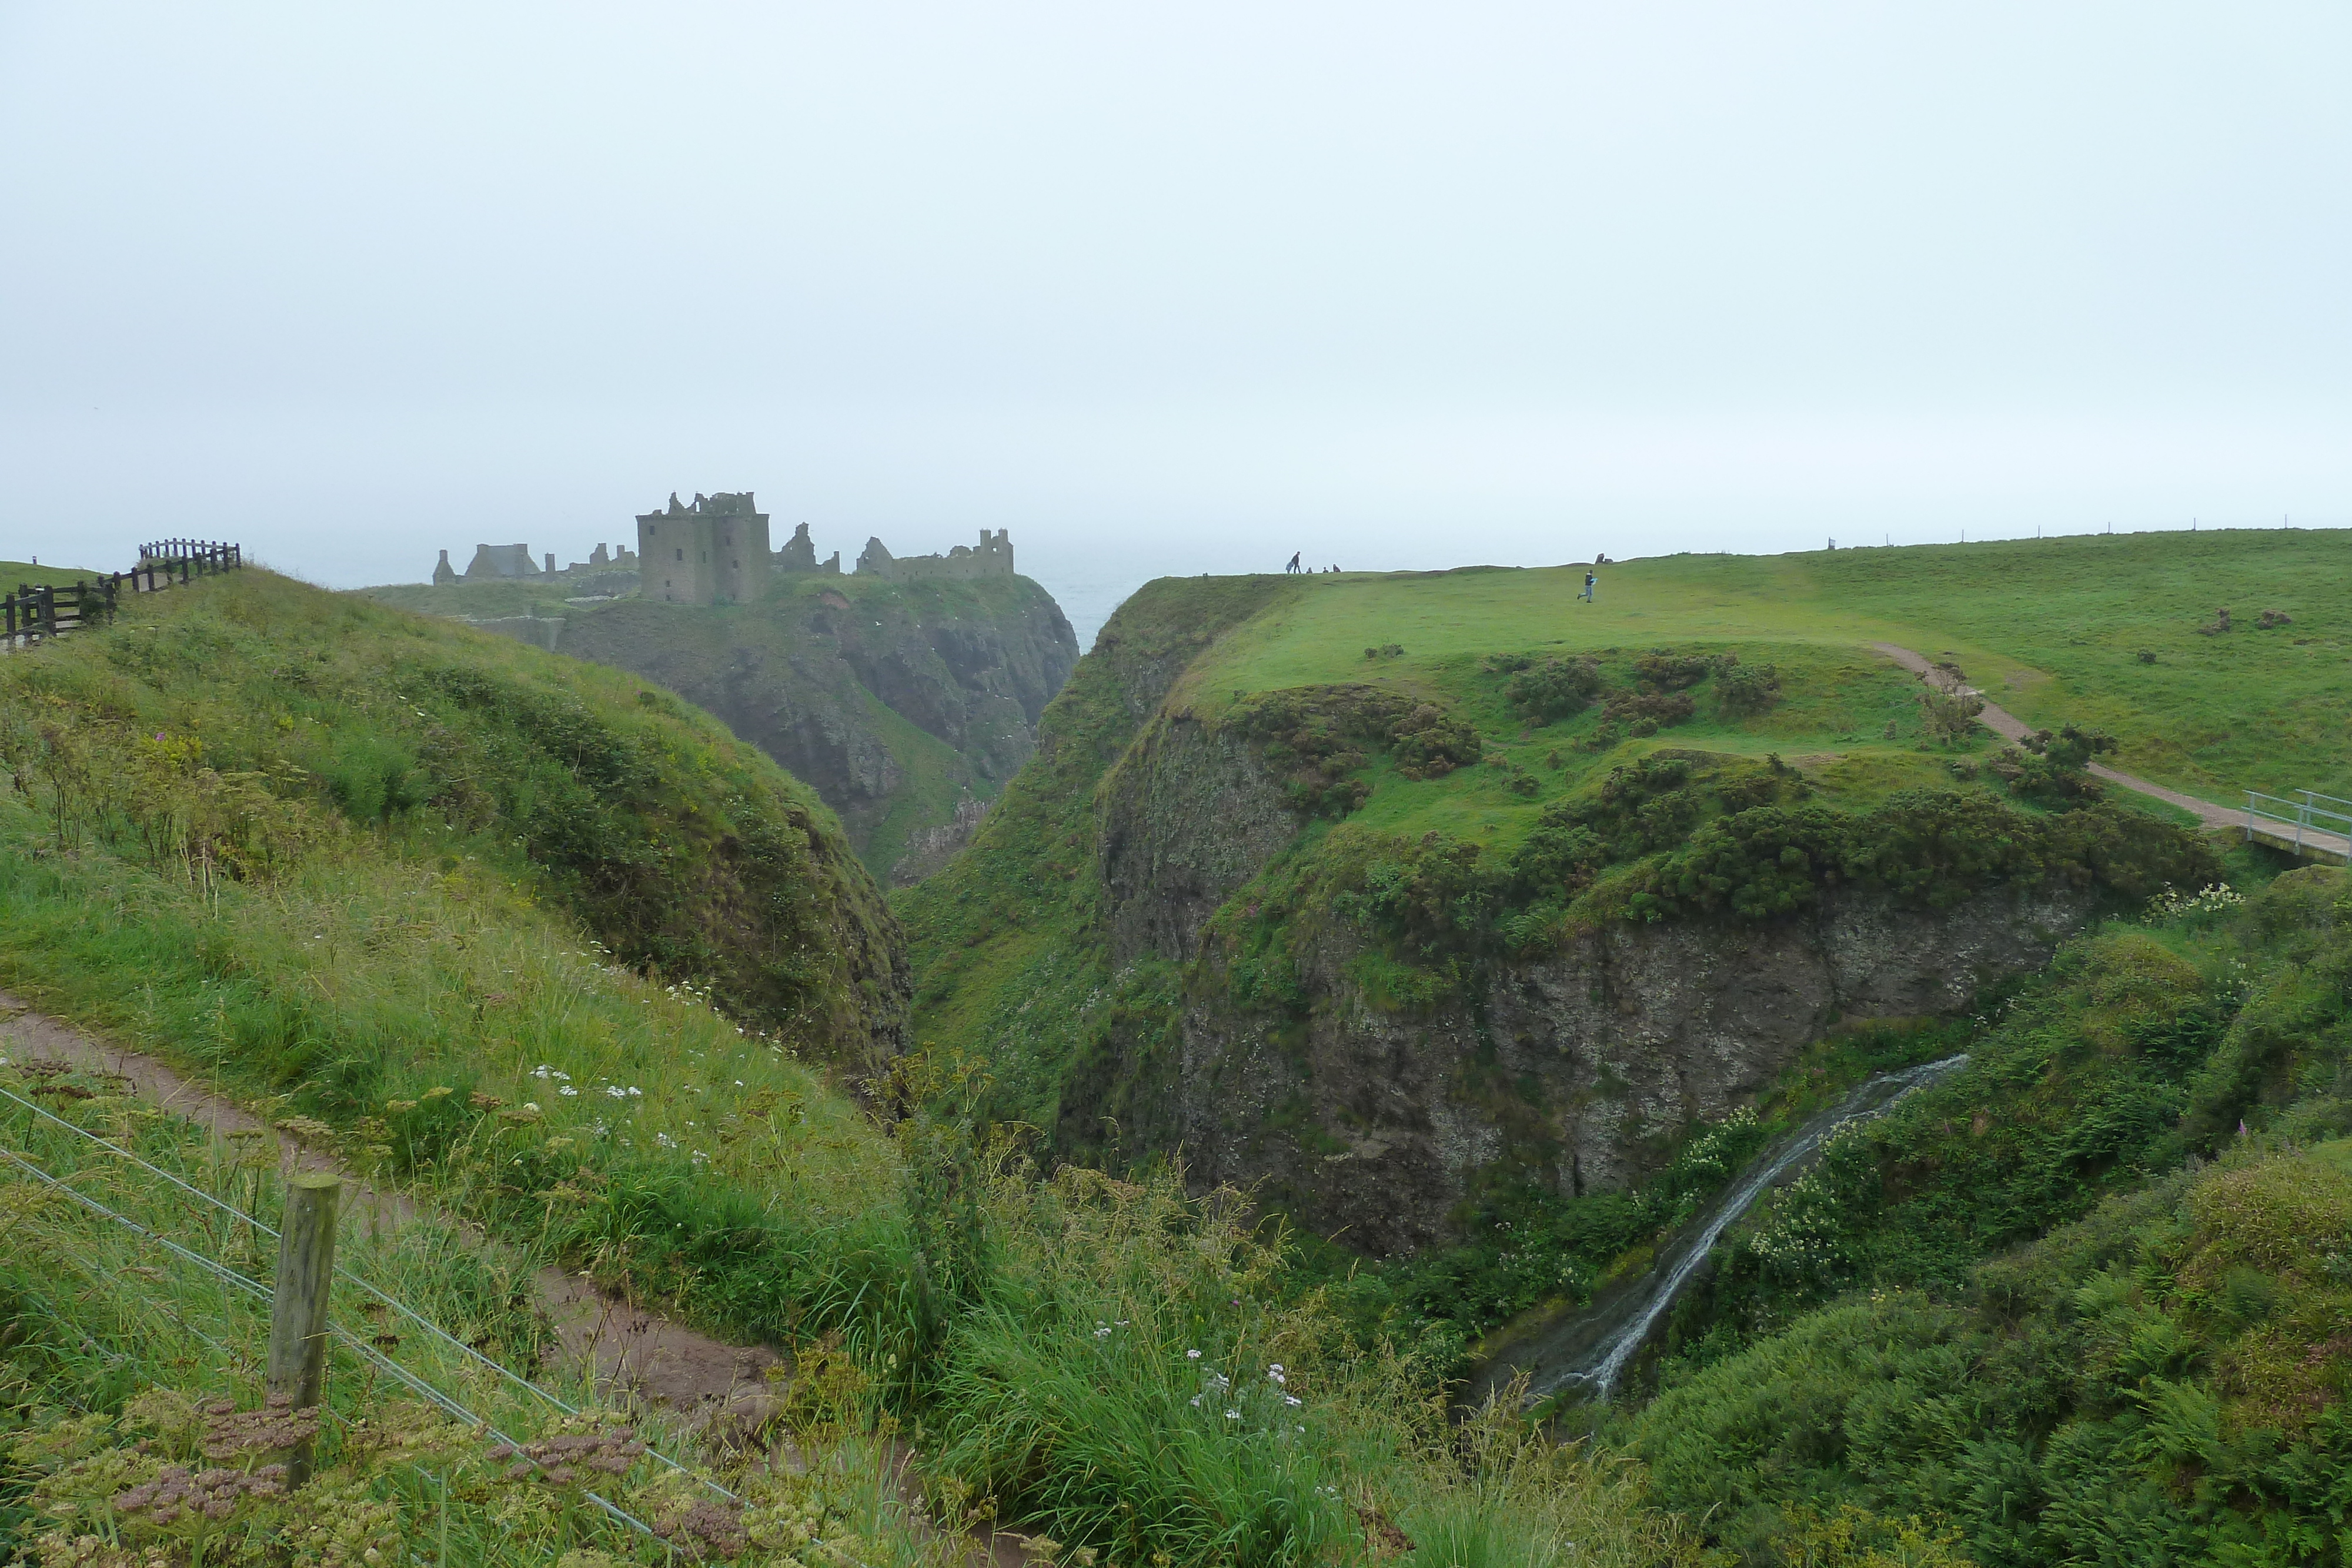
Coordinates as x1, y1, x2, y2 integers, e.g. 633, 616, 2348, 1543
856, 530, 1015, 582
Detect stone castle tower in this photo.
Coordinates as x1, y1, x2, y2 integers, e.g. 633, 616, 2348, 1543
637, 492, 772, 605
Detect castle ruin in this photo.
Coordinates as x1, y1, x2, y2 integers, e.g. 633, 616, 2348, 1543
637, 492, 771, 606
775, 522, 843, 574
426, 500, 1015, 608
854, 530, 1015, 582
432, 540, 636, 587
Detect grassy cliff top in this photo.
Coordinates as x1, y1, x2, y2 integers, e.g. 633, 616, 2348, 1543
1181, 529, 2350, 804
1, 559, 108, 587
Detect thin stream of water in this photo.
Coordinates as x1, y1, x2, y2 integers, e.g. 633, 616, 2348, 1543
1474, 1053, 1972, 1410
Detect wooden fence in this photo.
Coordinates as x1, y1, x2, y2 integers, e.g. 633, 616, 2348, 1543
4, 540, 243, 650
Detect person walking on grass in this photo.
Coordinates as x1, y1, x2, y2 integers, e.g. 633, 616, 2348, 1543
1285, 551, 1302, 574
1580, 570, 1597, 603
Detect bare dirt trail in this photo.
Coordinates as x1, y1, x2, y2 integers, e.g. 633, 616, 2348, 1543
0, 988, 1037, 1564
1868, 641, 2352, 857
0, 987, 779, 1432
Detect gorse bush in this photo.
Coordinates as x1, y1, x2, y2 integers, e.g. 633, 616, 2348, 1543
1494, 655, 1605, 723
1988, 723, 2119, 805
1716, 661, 1782, 718
1232, 686, 1485, 814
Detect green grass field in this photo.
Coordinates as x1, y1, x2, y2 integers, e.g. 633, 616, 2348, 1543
1182, 529, 2352, 806
1, 559, 108, 588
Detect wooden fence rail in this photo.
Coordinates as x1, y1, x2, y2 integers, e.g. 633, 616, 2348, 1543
4, 541, 243, 650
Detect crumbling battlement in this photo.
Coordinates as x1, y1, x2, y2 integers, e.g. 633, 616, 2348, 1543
776, 522, 843, 575
430, 540, 637, 586
854, 530, 1015, 582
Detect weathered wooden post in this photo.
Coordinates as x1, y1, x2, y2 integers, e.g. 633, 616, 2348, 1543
268, 1173, 342, 1485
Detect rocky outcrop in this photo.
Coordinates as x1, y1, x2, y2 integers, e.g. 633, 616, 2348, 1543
1099, 714, 1300, 965
1061, 706, 2101, 1255
1115, 886, 2090, 1256
560, 574, 1077, 871
890, 794, 991, 887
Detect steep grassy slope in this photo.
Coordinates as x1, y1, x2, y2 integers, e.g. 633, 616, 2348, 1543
362, 570, 1079, 879
6, 569, 904, 1060
1623, 867, 2352, 1567
899, 573, 1305, 1116
0, 569, 917, 1346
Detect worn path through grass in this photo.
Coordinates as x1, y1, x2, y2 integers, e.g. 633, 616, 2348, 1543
1873, 639, 2352, 860
0, 988, 1039, 1566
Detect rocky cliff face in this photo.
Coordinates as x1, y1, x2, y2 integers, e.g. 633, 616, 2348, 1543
1079, 881, 2088, 1255
1060, 704, 2104, 1255
1099, 714, 1302, 965
559, 574, 1077, 877
901, 572, 2211, 1260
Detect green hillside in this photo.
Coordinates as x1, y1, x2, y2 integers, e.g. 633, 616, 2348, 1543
1626, 867, 2352, 1566
904, 534, 2283, 1156
1, 559, 107, 587
0, 567, 1706, 1566
893, 532, 2352, 1565
6, 532, 2346, 1567
1184, 529, 2351, 804
359, 569, 1078, 880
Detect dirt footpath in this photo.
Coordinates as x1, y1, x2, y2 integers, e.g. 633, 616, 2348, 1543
0, 989, 777, 1429
1869, 641, 2257, 834
0, 989, 1038, 1564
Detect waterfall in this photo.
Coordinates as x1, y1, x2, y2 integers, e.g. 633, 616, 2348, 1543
1471, 1053, 1972, 1410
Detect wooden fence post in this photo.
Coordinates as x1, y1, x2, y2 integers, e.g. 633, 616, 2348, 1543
268, 1172, 342, 1485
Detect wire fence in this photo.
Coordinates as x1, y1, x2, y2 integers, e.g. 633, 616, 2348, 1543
0, 1076, 744, 1546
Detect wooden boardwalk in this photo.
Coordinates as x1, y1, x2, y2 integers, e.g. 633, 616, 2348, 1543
1870, 643, 2352, 865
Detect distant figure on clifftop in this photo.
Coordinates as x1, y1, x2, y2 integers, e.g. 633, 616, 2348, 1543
1285, 551, 1302, 574
1581, 571, 1597, 603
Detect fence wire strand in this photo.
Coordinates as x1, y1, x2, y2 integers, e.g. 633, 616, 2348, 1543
0, 1086, 740, 1509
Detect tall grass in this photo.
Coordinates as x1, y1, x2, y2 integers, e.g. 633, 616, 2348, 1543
893, 1118, 1698, 1568
0, 1065, 948, 1565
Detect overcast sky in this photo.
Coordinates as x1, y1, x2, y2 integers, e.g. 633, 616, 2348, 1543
4, 2, 2347, 643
